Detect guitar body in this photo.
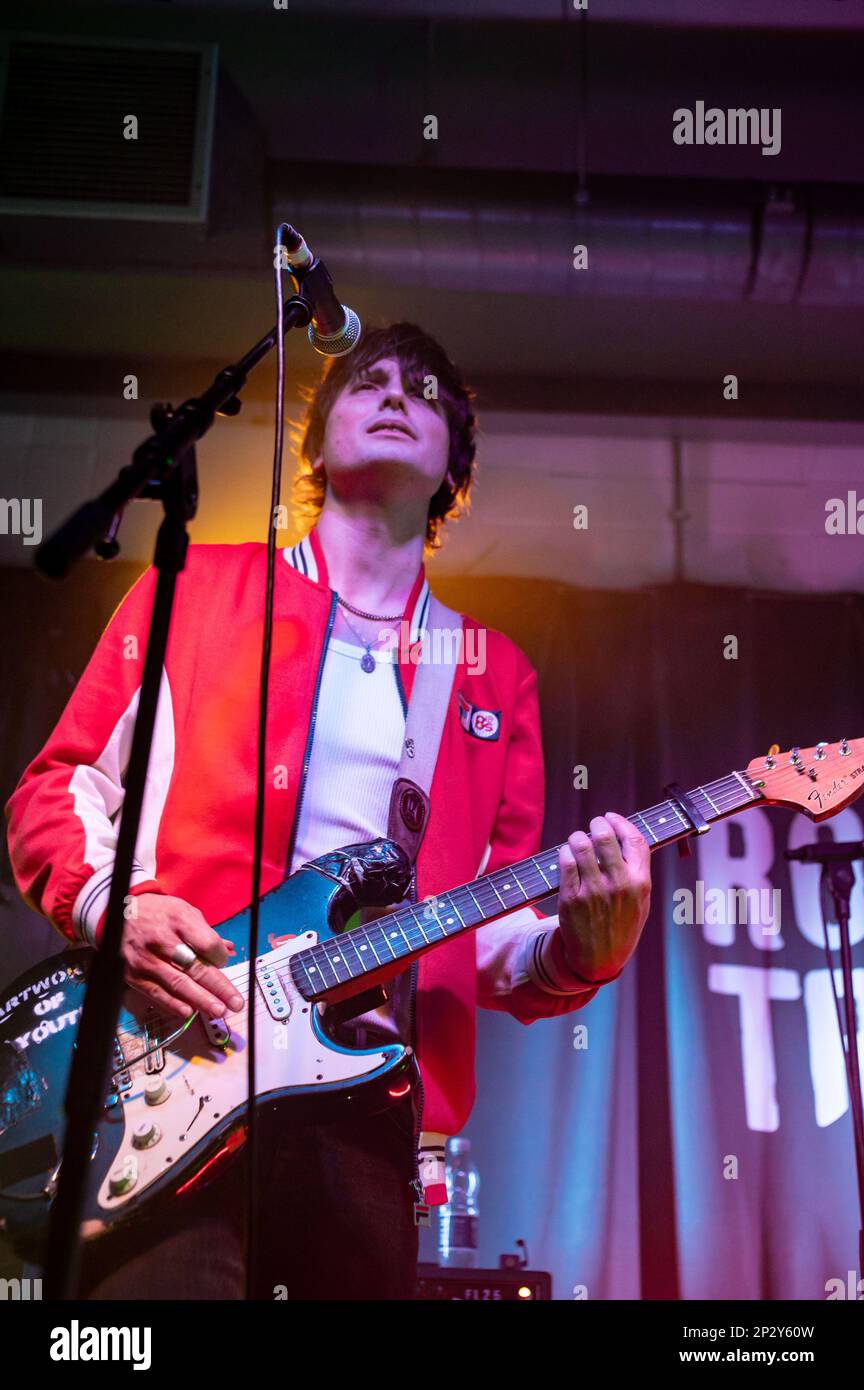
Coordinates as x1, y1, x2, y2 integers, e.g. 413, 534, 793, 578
0, 844, 417, 1260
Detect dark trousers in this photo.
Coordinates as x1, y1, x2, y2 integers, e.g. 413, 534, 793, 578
76, 1092, 420, 1300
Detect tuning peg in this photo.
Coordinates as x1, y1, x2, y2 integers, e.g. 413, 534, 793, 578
840, 738, 851, 757
815, 742, 828, 760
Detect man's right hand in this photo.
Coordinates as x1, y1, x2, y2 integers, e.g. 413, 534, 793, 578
119, 893, 245, 1022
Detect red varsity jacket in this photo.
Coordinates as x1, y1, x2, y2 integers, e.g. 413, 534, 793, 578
5, 526, 598, 1193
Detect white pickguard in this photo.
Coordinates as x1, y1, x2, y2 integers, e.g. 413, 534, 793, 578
93, 932, 408, 1216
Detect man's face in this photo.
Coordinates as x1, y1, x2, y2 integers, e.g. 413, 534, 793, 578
312, 355, 451, 504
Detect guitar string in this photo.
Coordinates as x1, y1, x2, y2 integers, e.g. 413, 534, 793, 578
109, 758, 829, 1060
106, 767, 811, 1045
115, 766, 803, 1030
110, 776, 761, 1035
293, 773, 762, 979
110, 772, 770, 1041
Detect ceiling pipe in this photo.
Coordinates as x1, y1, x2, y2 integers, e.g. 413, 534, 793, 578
274, 187, 864, 305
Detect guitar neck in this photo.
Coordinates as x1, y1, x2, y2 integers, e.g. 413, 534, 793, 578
290, 769, 762, 1002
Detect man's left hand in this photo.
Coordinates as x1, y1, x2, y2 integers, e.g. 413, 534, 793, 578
556, 812, 652, 984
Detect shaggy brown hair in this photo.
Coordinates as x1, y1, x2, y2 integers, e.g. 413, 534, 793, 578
291, 321, 477, 553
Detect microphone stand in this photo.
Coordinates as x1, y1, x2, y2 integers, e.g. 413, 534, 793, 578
785, 840, 864, 1280
36, 293, 314, 1301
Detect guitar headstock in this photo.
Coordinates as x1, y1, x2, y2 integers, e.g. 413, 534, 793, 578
745, 737, 864, 821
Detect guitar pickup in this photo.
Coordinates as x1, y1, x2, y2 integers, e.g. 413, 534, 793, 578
257, 965, 292, 1022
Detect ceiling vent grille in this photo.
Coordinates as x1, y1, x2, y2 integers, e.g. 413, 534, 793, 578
0, 35, 217, 221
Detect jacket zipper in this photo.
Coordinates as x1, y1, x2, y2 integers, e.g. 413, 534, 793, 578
393, 661, 426, 1213
285, 590, 339, 877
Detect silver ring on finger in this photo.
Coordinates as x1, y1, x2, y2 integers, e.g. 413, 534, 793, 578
171, 941, 198, 972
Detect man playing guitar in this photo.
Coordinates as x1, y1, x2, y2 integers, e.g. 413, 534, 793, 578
5, 322, 652, 1299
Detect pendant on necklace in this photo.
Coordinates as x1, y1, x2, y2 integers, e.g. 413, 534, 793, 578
361, 650, 376, 674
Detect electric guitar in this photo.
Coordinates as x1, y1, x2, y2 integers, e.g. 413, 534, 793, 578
1, 736, 862, 1257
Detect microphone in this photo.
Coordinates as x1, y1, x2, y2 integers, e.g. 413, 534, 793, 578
280, 224, 362, 357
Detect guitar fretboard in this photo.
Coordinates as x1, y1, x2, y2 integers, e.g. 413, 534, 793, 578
289, 769, 760, 1002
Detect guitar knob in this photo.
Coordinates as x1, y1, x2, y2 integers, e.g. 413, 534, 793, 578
108, 1156, 138, 1196
132, 1119, 161, 1149
144, 1075, 169, 1106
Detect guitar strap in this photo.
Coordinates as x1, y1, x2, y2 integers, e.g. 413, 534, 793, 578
384, 592, 462, 1214
385, 592, 461, 865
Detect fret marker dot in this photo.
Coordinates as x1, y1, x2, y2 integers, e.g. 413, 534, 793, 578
659, 817, 666, 824
390, 931, 399, 938
360, 944, 367, 951
448, 918, 454, 924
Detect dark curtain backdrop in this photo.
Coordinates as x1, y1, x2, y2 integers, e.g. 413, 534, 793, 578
2, 562, 863, 1299
428, 573, 864, 1301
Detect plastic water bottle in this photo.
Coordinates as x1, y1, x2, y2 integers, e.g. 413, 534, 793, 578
438, 1136, 479, 1267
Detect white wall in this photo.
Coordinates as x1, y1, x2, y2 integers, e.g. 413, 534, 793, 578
1, 401, 862, 592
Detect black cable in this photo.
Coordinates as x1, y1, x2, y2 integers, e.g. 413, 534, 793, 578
243, 224, 294, 1300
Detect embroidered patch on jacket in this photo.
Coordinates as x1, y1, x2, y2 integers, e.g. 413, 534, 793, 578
457, 690, 501, 741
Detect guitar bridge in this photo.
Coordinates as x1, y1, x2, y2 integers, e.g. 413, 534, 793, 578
111, 1034, 132, 1093
143, 1014, 165, 1073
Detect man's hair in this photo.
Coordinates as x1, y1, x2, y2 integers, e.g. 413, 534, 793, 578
292, 321, 476, 552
